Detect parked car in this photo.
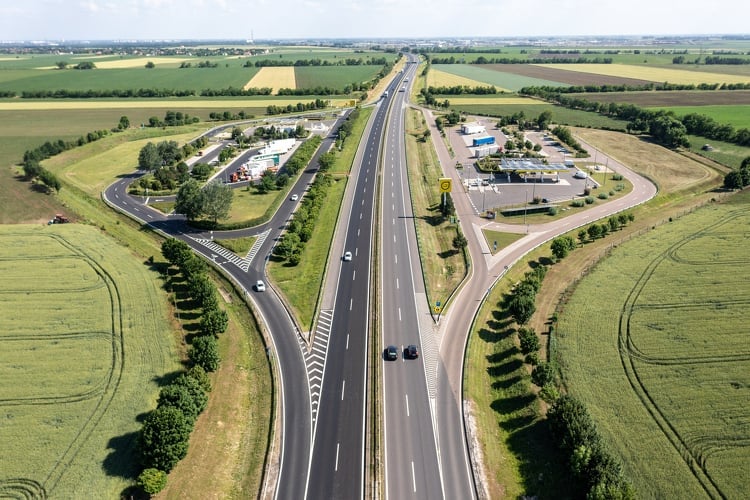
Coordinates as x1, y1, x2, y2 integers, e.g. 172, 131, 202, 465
255, 280, 266, 292
405, 345, 419, 359
385, 345, 398, 361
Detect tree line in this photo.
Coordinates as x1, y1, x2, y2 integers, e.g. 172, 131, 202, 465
425, 85, 498, 95
133, 239, 230, 494
425, 55, 613, 65
266, 99, 328, 116
20, 127, 113, 193
249, 57, 390, 67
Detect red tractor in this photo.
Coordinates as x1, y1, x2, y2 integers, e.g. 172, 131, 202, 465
49, 214, 70, 224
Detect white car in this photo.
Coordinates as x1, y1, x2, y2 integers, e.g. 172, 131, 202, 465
573, 170, 588, 179
255, 280, 266, 292
291, 194, 299, 201
343, 251, 352, 261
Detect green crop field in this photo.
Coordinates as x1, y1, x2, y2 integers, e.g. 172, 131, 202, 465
0, 64, 257, 94
656, 105, 750, 129
0, 224, 178, 498
432, 64, 565, 91
554, 194, 750, 498
294, 65, 383, 88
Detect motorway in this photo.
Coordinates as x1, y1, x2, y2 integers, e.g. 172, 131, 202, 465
305, 68, 416, 498
379, 60, 444, 499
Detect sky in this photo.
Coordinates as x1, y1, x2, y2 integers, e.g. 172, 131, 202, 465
1, 0, 748, 42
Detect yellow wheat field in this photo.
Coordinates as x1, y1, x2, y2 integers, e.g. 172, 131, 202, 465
36, 57, 194, 70
427, 68, 508, 92
538, 63, 750, 85
244, 67, 297, 93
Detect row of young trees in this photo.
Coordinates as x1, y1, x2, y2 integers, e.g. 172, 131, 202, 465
500, 214, 642, 497
266, 99, 328, 116
425, 85, 498, 95
20, 126, 114, 192
274, 173, 333, 265
135, 239, 230, 494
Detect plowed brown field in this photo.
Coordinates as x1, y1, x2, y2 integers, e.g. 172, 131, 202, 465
485, 64, 654, 87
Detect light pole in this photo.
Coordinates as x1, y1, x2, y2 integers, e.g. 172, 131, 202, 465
524, 189, 528, 231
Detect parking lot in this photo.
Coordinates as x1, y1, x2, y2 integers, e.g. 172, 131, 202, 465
447, 118, 599, 212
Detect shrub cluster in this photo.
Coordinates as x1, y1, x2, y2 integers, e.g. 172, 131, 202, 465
547, 395, 635, 499
577, 212, 635, 245
506, 266, 547, 325
723, 156, 750, 189
551, 126, 587, 155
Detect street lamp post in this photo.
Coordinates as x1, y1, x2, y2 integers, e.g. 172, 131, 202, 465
524, 189, 528, 231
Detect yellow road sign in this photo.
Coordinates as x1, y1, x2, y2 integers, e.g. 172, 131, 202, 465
439, 178, 452, 193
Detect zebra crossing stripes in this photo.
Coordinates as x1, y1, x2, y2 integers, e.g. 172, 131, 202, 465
190, 229, 270, 272
192, 237, 250, 270
245, 229, 270, 264
305, 309, 333, 425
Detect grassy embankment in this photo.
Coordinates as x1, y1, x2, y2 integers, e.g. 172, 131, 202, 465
404, 108, 467, 308
267, 107, 373, 330
465, 127, 732, 498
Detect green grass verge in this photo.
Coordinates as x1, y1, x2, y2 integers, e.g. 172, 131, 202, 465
405, 108, 467, 308
464, 252, 572, 498
330, 107, 374, 174
42, 126, 207, 197
553, 191, 750, 498
215, 235, 257, 256
481, 230, 525, 254
0, 224, 179, 498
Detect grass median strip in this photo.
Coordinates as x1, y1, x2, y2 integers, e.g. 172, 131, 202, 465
405, 108, 467, 309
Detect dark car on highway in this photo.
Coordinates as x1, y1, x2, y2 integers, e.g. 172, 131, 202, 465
385, 345, 398, 361
405, 345, 419, 359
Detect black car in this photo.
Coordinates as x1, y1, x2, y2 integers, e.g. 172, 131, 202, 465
405, 345, 419, 359
385, 345, 398, 361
